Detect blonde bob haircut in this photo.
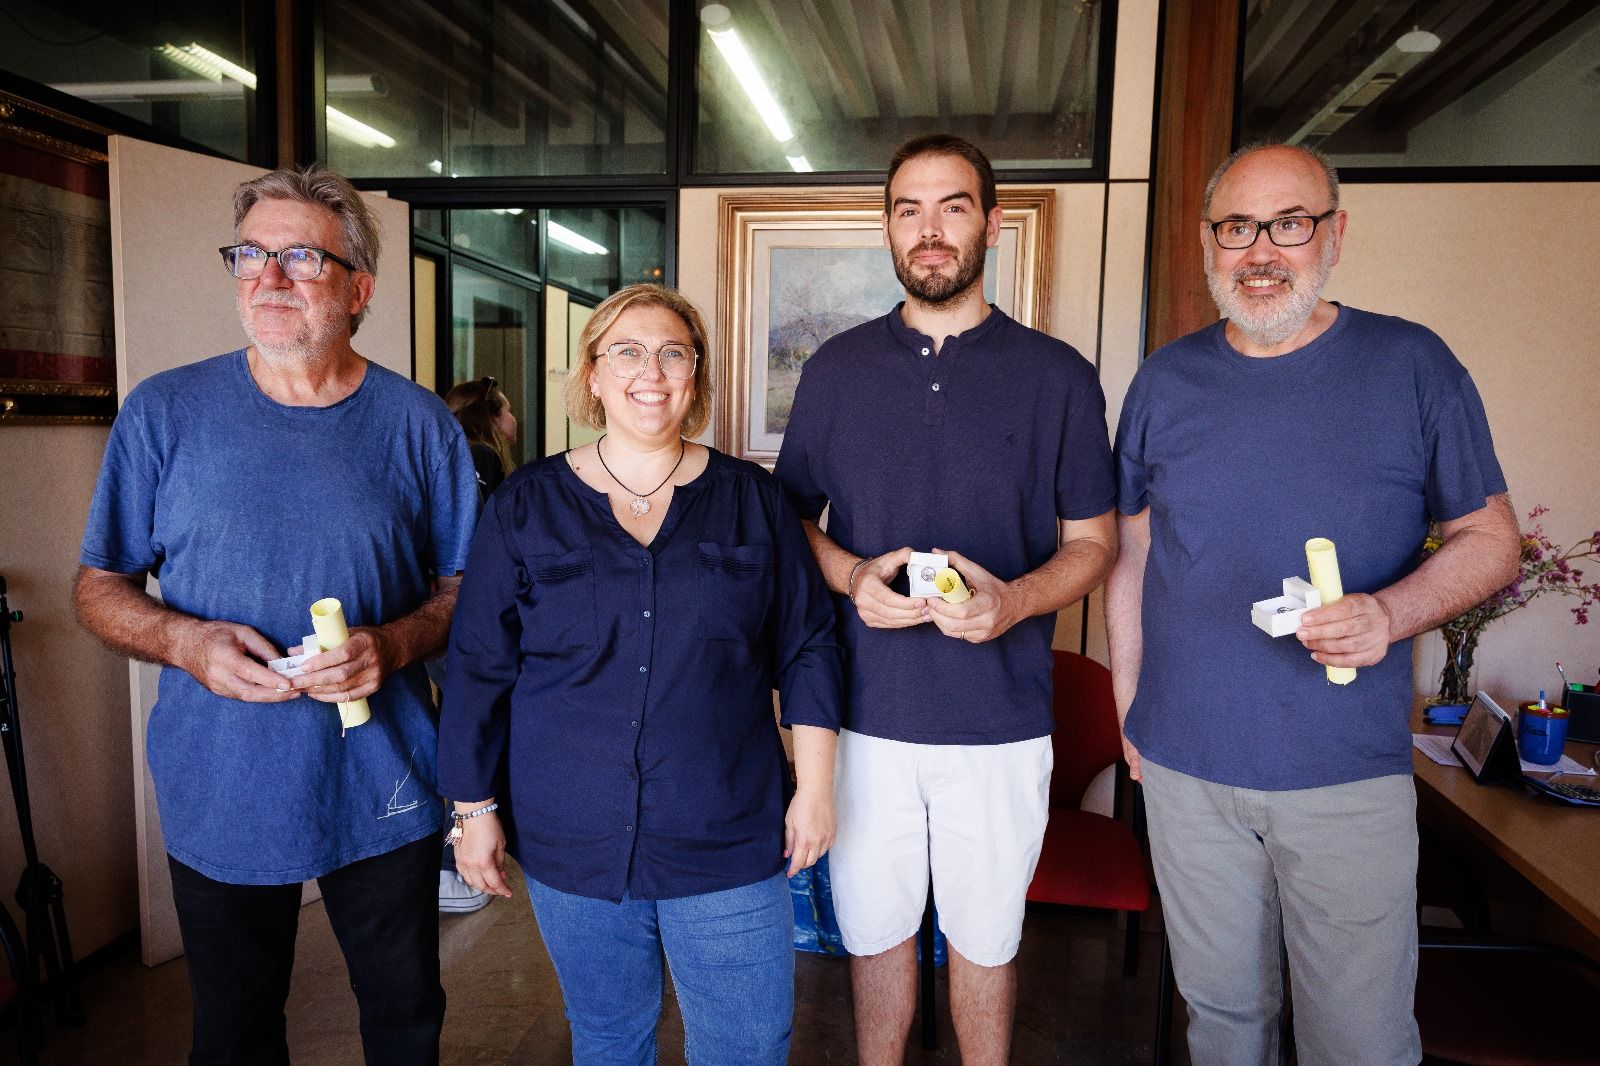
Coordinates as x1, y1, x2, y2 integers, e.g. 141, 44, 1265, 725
566, 284, 713, 439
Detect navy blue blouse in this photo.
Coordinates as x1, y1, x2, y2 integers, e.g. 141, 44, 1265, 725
438, 448, 843, 902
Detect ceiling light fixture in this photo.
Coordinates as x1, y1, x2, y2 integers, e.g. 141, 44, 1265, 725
786, 155, 814, 173
546, 221, 608, 255
149, 43, 397, 150
700, 5, 793, 143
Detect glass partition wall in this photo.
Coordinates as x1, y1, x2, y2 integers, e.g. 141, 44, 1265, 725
415, 204, 668, 466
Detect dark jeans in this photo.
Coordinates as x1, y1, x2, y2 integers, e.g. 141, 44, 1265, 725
168, 832, 446, 1066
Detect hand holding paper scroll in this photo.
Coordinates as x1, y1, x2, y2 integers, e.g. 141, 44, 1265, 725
924, 549, 1022, 644
303, 598, 372, 729
1303, 539, 1357, 686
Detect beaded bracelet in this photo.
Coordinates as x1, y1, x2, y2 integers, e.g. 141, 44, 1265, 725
444, 801, 499, 846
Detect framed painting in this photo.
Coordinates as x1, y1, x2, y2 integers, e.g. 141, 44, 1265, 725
713, 188, 1053, 464
0, 89, 115, 424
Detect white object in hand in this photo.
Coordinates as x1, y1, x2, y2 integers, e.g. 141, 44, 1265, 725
907, 551, 948, 598
267, 633, 324, 678
1251, 578, 1322, 637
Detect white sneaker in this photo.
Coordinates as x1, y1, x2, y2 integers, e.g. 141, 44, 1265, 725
438, 871, 491, 914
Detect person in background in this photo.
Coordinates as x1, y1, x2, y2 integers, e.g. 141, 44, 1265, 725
74, 164, 476, 1064
445, 375, 516, 502
439, 284, 842, 1066
430, 376, 519, 915
1105, 142, 1521, 1065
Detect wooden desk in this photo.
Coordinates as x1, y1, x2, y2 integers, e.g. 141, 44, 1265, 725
1412, 707, 1600, 939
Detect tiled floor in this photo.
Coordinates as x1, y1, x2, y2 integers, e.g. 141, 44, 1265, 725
2, 867, 1186, 1064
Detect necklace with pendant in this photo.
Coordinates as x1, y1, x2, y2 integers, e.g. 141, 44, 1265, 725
596, 435, 686, 517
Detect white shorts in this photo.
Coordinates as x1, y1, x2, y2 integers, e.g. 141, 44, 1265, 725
829, 729, 1052, 967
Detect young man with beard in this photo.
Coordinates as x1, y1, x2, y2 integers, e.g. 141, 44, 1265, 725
74, 166, 477, 1063
775, 134, 1117, 1064
1105, 143, 1520, 1065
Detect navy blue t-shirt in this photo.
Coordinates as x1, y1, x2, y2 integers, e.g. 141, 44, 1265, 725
438, 449, 842, 902
776, 306, 1116, 745
80, 351, 479, 883
1115, 307, 1506, 790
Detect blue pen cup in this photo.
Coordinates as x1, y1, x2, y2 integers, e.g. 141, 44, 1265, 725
1518, 703, 1569, 766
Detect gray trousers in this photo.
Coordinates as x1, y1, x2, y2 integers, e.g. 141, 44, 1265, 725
1142, 758, 1422, 1066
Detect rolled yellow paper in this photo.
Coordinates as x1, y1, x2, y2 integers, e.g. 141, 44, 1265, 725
309, 597, 371, 728
934, 568, 971, 604
1304, 539, 1357, 686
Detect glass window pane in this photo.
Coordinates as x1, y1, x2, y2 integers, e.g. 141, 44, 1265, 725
0, 2, 254, 159
324, 0, 669, 179
543, 206, 665, 298
694, 0, 1103, 174
451, 263, 537, 464
451, 209, 539, 276
1238, 0, 1600, 168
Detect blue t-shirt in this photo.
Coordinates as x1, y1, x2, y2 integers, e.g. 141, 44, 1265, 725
1115, 307, 1506, 790
776, 306, 1116, 744
438, 449, 841, 902
80, 351, 479, 884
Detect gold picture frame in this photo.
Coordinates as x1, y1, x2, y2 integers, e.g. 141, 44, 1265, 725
714, 188, 1053, 464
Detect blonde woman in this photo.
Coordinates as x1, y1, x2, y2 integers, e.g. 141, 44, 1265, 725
439, 284, 841, 1066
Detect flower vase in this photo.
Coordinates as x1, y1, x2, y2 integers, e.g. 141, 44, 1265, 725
1431, 625, 1481, 709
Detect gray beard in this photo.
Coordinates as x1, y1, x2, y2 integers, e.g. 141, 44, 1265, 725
1207, 238, 1335, 348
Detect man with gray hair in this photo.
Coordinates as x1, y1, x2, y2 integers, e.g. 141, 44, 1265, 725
1105, 143, 1520, 1064
75, 165, 477, 1063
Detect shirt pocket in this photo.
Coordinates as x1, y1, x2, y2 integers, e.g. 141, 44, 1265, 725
520, 548, 598, 651
695, 542, 774, 646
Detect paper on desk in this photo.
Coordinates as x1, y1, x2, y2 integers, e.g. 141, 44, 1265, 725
1411, 733, 1596, 776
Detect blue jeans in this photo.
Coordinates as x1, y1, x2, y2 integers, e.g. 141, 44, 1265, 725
526, 872, 793, 1066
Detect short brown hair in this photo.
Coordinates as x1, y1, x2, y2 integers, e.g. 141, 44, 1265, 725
885, 134, 998, 217
565, 285, 712, 439
233, 165, 380, 334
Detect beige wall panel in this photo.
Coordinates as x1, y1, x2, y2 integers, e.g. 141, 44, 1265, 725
412, 254, 436, 387
1327, 182, 1600, 704
1049, 183, 1107, 359
1097, 182, 1150, 438
543, 285, 570, 456
0, 425, 137, 960
107, 135, 413, 964
1108, 0, 1160, 181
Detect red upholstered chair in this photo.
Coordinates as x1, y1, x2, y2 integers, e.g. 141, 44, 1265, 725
1027, 650, 1152, 972
1027, 651, 1172, 1063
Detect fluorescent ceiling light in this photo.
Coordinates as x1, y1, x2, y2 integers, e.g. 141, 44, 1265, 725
701, 6, 793, 143
325, 106, 396, 149
427, 159, 444, 174
490, 208, 525, 215
151, 42, 396, 150
547, 221, 608, 255
786, 155, 813, 173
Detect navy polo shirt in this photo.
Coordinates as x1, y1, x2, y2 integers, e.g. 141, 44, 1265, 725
775, 305, 1116, 745
438, 449, 842, 902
